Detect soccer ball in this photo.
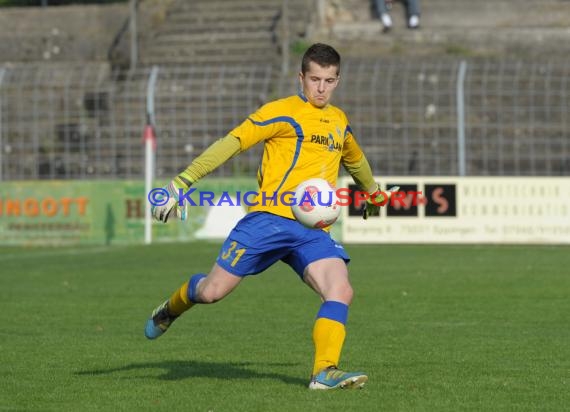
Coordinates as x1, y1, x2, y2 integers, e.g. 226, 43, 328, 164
291, 178, 341, 229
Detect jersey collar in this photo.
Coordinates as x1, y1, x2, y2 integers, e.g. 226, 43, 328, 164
297, 92, 330, 109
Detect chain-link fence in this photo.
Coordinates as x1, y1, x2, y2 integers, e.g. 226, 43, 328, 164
1, 57, 569, 181
0, 63, 273, 180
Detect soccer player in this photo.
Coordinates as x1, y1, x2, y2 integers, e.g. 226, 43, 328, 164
145, 43, 386, 390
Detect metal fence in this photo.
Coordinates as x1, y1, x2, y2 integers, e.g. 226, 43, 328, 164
0, 57, 569, 181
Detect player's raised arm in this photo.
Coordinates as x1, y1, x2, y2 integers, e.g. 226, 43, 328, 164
152, 100, 288, 223
151, 134, 241, 223
341, 132, 388, 219
342, 154, 387, 219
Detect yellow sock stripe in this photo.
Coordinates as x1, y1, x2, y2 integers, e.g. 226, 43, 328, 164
312, 317, 346, 376
168, 282, 193, 316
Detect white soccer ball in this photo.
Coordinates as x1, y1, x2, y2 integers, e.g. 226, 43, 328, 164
291, 178, 341, 229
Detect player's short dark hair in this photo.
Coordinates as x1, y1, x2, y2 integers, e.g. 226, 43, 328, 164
301, 43, 341, 75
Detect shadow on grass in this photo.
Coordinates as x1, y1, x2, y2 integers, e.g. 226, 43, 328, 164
76, 360, 307, 387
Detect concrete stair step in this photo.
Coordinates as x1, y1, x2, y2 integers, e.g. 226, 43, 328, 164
167, 9, 280, 24
153, 20, 275, 35
331, 24, 570, 57
142, 54, 279, 65
141, 52, 277, 65
170, 0, 280, 7
150, 31, 274, 45
152, 21, 306, 39
143, 44, 277, 57
144, 41, 276, 51
168, 0, 304, 11
169, 2, 281, 13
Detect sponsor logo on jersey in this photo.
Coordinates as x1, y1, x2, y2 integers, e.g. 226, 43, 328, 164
310, 127, 343, 152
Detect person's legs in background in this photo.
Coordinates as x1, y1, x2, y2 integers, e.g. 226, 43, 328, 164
375, 0, 393, 31
405, 0, 421, 28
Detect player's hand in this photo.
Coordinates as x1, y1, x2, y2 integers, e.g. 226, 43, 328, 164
151, 180, 188, 223
362, 185, 399, 220
362, 185, 385, 220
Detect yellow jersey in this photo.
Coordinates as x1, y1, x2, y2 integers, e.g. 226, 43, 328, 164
229, 93, 365, 219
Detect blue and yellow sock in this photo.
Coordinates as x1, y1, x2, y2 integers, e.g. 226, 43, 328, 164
167, 273, 206, 316
312, 300, 348, 376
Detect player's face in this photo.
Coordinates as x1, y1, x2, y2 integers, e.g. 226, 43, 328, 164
299, 62, 340, 108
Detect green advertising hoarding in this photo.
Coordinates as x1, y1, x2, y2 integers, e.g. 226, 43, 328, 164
0, 179, 258, 246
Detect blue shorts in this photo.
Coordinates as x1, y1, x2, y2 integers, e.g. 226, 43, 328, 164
216, 212, 350, 278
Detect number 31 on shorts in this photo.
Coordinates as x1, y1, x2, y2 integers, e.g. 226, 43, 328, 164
221, 241, 247, 267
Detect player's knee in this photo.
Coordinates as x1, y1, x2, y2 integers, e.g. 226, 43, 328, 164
197, 284, 225, 304
325, 283, 353, 305
340, 284, 353, 305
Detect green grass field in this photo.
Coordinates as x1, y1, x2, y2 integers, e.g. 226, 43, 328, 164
1, 243, 568, 411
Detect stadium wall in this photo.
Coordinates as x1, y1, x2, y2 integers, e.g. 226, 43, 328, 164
0, 3, 128, 62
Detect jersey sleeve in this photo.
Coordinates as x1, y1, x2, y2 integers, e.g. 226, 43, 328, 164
341, 124, 377, 192
341, 124, 364, 165
229, 101, 287, 151
176, 134, 241, 187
